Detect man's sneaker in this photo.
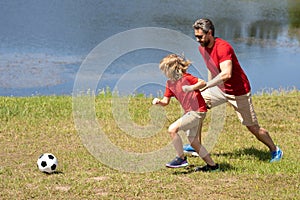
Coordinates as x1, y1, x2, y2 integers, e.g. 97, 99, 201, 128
166, 156, 188, 168
183, 144, 199, 157
270, 146, 283, 163
194, 163, 220, 172
191, 152, 199, 157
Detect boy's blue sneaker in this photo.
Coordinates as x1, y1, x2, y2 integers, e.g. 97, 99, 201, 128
270, 146, 283, 163
166, 156, 188, 168
183, 144, 195, 152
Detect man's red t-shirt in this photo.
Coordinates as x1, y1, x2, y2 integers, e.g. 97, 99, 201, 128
164, 73, 207, 113
199, 38, 251, 96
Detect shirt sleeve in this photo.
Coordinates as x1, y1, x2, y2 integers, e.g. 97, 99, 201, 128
164, 81, 174, 98
185, 73, 199, 85
218, 43, 234, 63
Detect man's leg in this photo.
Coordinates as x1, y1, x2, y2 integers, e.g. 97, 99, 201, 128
247, 124, 283, 162
246, 125, 276, 152
227, 92, 282, 161
201, 86, 227, 108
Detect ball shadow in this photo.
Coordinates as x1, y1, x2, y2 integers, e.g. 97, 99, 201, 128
42, 170, 64, 175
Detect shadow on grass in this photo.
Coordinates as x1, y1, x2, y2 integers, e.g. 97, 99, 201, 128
214, 147, 270, 161
172, 162, 235, 175
42, 170, 64, 175
171, 147, 270, 175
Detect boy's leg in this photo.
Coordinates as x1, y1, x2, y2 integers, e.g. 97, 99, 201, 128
168, 121, 184, 158
183, 86, 227, 153
166, 118, 191, 168
187, 116, 216, 166
189, 136, 216, 166
172, 111, 205, 158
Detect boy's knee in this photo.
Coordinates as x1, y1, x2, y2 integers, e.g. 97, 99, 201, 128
168, 124, 178, 134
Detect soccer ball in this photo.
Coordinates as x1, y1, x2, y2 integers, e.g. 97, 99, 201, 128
37, 153, 58, 174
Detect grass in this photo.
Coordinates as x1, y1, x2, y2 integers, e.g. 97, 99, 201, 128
0, 90, 299, 199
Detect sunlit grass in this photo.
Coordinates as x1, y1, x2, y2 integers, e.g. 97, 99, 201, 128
0, 89, 299, 199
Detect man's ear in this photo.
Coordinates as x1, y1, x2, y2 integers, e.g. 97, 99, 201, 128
207, 29, 213, 36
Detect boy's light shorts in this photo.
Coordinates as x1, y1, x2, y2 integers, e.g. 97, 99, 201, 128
201, 86, 258, 126
175, 111, 206, 137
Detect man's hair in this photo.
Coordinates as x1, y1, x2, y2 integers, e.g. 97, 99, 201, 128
159, 54, 191, 81
193, 18, 215, 36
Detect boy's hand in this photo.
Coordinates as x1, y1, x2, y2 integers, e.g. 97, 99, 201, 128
182, 85, 194, 92
152, 98, 160, 105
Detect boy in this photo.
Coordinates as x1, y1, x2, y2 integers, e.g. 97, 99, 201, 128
152, 54, 219, 172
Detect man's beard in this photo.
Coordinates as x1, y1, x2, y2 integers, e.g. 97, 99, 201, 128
200, 39, 210, 47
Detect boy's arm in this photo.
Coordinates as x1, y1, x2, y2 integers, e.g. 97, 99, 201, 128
152, 96, 170, 106
182, 78, 206, 92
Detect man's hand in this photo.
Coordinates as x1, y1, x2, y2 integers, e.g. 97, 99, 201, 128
200, 85, 208, 92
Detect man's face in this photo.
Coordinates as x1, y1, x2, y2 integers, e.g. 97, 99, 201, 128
194, 29, 210, 47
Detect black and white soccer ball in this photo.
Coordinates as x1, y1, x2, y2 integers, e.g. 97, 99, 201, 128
37, 153, 58, 174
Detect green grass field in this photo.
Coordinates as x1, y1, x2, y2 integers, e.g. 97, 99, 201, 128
0, 90, 299, 199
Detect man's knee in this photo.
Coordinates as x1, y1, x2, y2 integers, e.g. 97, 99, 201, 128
247, 124, 260, 134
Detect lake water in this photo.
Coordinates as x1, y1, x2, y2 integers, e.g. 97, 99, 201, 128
0, 0, 299, 96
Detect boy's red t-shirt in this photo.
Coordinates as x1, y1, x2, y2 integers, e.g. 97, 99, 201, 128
199, 38, 251, 96
164, 73, 207, 113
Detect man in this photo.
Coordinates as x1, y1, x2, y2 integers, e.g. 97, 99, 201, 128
185, 18, 282, 163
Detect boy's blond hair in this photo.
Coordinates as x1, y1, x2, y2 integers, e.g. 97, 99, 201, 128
159, 54, 191, 81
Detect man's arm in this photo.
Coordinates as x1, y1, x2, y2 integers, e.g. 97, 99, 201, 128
207, 70, 213, 81
201, 60, 233, 91
219, 60, 232, 81
182, 78, 206, 92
